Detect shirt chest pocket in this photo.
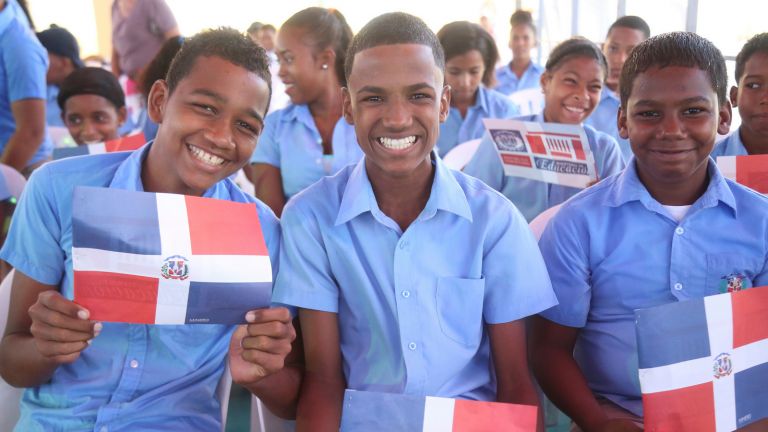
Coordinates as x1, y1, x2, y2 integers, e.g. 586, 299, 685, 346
706, 254, 763, 294
435, 277, 485, 347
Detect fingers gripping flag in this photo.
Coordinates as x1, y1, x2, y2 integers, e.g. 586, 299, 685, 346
340, 390, 537, 431
636, 288, 768, 431
72, 186, 273, 325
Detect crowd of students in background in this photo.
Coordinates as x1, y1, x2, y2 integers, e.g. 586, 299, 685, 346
0, 0, 767, 430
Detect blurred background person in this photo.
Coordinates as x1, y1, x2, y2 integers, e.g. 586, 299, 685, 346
494, 10, 542, 96
36, 25, 83, 129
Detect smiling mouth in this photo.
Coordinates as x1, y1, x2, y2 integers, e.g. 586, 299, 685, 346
378, 136, 417, 150
564, 105, 587, 114
187, 143, 225, 166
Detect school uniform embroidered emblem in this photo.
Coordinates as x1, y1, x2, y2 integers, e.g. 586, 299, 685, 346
713, 353, 733, 379
161, 255, 189, 280
720, 273, 745, 293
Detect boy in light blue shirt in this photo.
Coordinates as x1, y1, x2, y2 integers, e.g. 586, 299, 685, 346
272, 12, 557, 431
584, 16, 650, 161
711, 33, 768, 158
494, 10, 543, 96
0, 29, 297, 431
531, 32, 768, 431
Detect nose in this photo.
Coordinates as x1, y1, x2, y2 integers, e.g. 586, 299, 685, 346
203, 118, 235, 149
382, 97, 412, 130
658, 114, 686, 139
81, 119, 99, 140
459, 73, 471, 89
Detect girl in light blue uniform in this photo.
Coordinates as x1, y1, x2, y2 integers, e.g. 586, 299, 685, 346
435, 21, 519, 157
249, 7, 362, 216
465, 37, 625, 222
493, 10, 544, 96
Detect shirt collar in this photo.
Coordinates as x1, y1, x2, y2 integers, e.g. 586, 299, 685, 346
472, 86, 491, 114
281, 103, 316, 130
606, 157, 737, 215
108, 142, 228, 198
725, 129, 748, 155
335, 153, 473, 226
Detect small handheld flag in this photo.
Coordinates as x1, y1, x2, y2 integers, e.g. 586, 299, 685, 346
72, 186, 273, 325
717, 155, 768, 194
340, 390, 537, 431
53, 133, 146, 160
636, 288, 768, 431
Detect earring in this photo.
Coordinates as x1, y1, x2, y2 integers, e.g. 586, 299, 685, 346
321, 64, 328, 70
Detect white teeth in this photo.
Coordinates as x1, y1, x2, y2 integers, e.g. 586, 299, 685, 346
378, 136, 416, 150
564, 106, 586, 113
188, 144, 225, 166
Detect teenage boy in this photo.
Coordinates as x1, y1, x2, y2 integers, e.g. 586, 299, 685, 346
0, 28, 295, 430
585, 16, 650, 161
711, 33, 768, 157
531, 32, 768, 431
272, 12, 557, 432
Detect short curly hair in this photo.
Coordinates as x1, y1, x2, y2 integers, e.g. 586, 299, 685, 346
165, 27, 272, 111
734, 33, 768, 82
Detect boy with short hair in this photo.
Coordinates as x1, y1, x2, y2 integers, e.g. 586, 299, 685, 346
711, 32, 768, 157
584, 15, 650, 161
272, 12, 557, 431
531, 32, 768, 431
0, 28, 295, 430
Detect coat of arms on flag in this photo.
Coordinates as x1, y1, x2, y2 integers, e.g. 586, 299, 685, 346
483, 118, 597, 189
716, 154, 768, 194
340, 390, 537, 431
71, 186, 273, 325
635, 287, 768, 431
53, 132, 146, 160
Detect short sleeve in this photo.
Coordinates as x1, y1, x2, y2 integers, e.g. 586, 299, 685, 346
0, 166, 65, 285
481, 197, 557, 323
147, 0, 178, 34
3, 33, 48, 102
271, 200, 339, 313
250, 111, 281, 167
463, 132, 505, 192
537, 205, 592, 327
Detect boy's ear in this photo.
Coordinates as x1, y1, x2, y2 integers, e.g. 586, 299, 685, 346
729, 85, 739, 108
147, 80, 169, 124
117, 106, 128, 127
717, 100, 733, 136
439, 85, 451, 123
341, 87, 354, 125
617, 107, 629, 140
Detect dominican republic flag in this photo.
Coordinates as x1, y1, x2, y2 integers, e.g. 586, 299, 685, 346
717, 155, 768, 194
71, 186, 273, 325
53, 132, 145, 160
636, 288, 768, 431
340, 390, 537, 431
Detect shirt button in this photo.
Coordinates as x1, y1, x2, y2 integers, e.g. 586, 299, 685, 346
674, 283, 683, 291
129, 359, 139, 369
399, 241, 409, 250
408, 342, 417, 350
401, 290, 410, 298
675, 227, 685, 235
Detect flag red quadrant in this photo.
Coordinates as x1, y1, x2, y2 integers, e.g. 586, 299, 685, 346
72, 186, 273, 325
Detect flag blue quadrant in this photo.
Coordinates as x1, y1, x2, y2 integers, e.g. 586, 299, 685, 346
734, 361, 768, 429
72, 186, 162, 255
185, 281, 272, 324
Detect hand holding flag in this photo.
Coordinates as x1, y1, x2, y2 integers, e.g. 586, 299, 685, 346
229, 307, 297, 385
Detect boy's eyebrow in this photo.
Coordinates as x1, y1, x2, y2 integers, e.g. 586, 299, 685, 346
190, 88, 264, 123
358, 82, 436, 93
742, 74, 765, 81
633, 96, 712, 106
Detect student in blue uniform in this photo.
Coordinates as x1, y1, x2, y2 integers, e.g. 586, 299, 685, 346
585, 16, 650, 161
249, 7, 363, 216
494, 10, 544, 96
0, 29, 297, 430
36, 25, 83, 129
434, 21, 519, 157
0, 0, 53, 174
465, 37, 625, 222
531, 32, 768, 431
57, 67, 127, 145
272, 12, 557, 431
711, 33, 768, 157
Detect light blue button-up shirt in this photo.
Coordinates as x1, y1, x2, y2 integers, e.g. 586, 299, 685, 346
710, 128, 748, 157
0, 0, 53, 166
493, 61, 544, 96
538, 159, 768, 416
0, 143, 281, 431
273, 156, 557, 401
584, 87, 631, 162
45, 84, 64, 127
250, 103, 363, 199
463, 113, 625, 222
436, 86, 519, 157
